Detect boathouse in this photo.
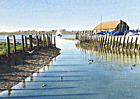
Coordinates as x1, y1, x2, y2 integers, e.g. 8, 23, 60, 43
94, 20, 129, 33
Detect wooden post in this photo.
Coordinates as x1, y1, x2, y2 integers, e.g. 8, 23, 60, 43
6, 36, 10, 57
110, 35, 113, 47
36, 35, 39, 49
25, 36, 27, 48
134, 36, 138, 50
29, 35, 32, 50
126, 37, 129, 49
118, 37, 122, 48
54, 36, 56, 47
21, 35, 24, 53
112, 36, 115, 48
43, 34, 45, 48
115, 37, 119, 48
13, 35, 16, 53
45, 34, 48, 46
107, 35, 110, 47
51, 34, 52, 46
122, 35, 126, 49
129, 37, 133, 49
39, 33, 42, 44
47, 34, 50, 46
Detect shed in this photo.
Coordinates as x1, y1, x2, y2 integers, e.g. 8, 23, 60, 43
94, 20, 129, 32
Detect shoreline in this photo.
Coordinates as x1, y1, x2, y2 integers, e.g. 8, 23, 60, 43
0, 47, 61, 94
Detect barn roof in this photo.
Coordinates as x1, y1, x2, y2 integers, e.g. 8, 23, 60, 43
94, 20, 125, 30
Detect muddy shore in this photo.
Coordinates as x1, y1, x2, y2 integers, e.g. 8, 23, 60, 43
0, 47, 61, 93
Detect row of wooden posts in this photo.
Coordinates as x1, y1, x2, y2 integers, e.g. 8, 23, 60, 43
76, 34, 140, 51
6, 33, 56, 57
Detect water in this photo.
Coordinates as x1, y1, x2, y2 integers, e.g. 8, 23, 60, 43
0, 34, 140, 99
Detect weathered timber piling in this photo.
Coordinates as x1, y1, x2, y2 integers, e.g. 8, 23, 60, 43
6, 36, 10, 57
13, 35, 16, 53
75, 34, 140, 51
21, 35, 24, 53
29, 35, 32, 50
1, 33, 55, 59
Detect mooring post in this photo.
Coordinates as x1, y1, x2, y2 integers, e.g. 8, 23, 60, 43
107, 35, 110, 47
29, 35, 32, 50
115, 36, 119, 48
126, 37, 129, 49
21, 35, 24, 53
112, 36, 115, 48
25, 36, 27, 48
51, 34, 52, 46
36, 35, 39, 49
6, 36, 10, 57
118, 37, 122, 48
42, 34, 45, 48
122, 35, 126, 49
54, 36, 56, 47
134, 36, 138, 50
129, 37, 133, 49
13, 35, 16, 53
109, 34, 113, 47
45, 34, 48, 46
47, 34, 50, 46
39, 33, 42, 44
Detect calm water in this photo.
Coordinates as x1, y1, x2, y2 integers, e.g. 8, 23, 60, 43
0, 34, 140, 99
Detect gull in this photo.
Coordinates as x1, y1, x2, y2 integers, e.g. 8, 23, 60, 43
26, 49, 35, 54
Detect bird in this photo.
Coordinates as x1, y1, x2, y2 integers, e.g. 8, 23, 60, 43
42, 84, 47, 87
26, 49, 35, 54
61, 76, 63, 80
132, 64, 135, 67
130, 67, 133, 70
89, 62, 91, 64
88, 59, 93, 62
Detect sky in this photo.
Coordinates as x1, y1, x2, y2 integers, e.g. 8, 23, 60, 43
0, 0, 140, 32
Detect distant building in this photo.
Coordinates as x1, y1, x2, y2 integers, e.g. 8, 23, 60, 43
94, 20, 129, 33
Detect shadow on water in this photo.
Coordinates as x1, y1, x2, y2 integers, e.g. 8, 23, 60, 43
0, 47, 61, 97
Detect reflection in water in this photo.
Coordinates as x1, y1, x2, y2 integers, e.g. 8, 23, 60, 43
22, 78, 26, 88
75, 42, 140, 66
30, 74, 33, 81
7, 88, 12, 98
0, 47, 61, 97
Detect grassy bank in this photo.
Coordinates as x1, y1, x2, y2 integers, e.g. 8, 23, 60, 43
0, 42, 31, 52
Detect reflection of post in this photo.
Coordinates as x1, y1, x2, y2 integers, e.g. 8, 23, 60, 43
22, 78, 26, 88
30, 74, 33, 81
47, 64, 50, 70
7, 88, 12, 98
43, 66, 45, 72
134, 36, 138, 50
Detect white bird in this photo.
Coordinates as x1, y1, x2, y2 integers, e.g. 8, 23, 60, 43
26, 49, 35, 54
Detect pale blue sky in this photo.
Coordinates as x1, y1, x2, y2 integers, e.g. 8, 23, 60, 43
0, 0, 140, 31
